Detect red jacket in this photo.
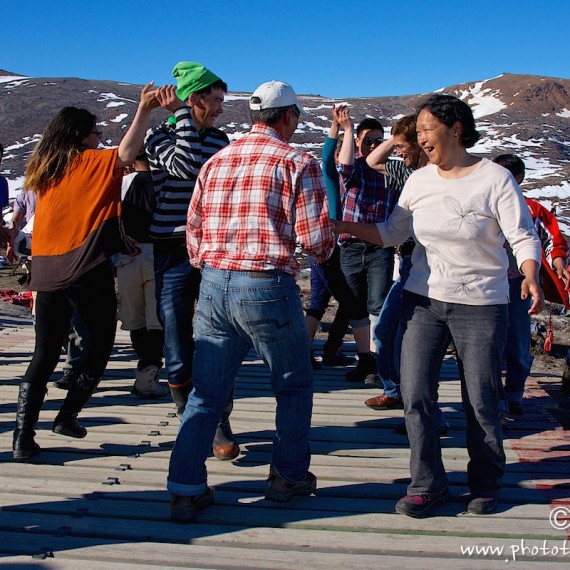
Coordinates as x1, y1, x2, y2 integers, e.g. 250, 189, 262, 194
526, 198, 569, 308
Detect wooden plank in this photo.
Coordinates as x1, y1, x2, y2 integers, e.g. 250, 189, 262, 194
0, 530, 568, 569
0, 323, 568, 568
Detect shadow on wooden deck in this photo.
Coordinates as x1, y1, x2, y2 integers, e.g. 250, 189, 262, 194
0, 328, 569, 568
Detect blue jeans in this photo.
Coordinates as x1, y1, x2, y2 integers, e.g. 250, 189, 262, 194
307, 245, 352, 355
399, 292, 507, 498
167, 266, 314, 496
503, 276, 532, 404
339, 241, 395, 325
372, 256, 412, 398
153, 248, 201, 386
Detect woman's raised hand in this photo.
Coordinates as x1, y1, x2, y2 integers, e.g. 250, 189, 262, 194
139, 81, 160, 111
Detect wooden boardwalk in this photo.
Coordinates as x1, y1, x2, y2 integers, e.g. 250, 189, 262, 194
0, 317, 569, 569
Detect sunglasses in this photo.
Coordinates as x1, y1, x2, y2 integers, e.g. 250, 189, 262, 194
362, 136, 383, 147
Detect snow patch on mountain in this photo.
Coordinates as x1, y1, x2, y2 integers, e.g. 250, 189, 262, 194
110, 113, 129, 123
456, 80, 507, 118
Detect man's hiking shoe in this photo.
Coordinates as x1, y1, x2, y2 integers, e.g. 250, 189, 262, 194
131, 365, 169, 398
265, 468, 316, 502
322, 351, 355, 367
170, 487, 213, 523
395, 489, 451, 517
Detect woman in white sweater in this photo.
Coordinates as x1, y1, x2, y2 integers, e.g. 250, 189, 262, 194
333, 94, 543, 517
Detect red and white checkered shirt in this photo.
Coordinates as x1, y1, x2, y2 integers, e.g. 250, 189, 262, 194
187, 124, 335, 278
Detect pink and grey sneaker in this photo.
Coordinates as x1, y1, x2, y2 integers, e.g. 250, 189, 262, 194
395, 489, 451, 517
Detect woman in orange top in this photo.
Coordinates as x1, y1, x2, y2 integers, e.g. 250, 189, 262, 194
13, 83, 159, 461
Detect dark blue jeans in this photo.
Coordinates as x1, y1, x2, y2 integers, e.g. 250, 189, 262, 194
503, 276, 532, 404
339, 241, 395, 325
154, 248, 201, 387
168, 266, 314, 495
307, 245, 352, 355
372, 256, 412, 398
399, 292, 508, 498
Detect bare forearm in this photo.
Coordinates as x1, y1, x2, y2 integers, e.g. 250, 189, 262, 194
328, 122, 340, 139
337, 126, 355, 165
9, 210, 24, 230
118, 106, 153, 167
520, 259, 540, 282
332, 220, 383, 245
366, 136, 394, 173
117, 82, 158, 167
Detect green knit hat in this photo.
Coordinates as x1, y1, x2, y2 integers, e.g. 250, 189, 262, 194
172, 61, 221, 102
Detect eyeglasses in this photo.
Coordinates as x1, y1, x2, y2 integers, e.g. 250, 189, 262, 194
362, 136, 383, 147
91, 131, 103, 140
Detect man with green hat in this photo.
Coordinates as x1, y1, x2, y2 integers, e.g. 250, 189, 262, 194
145, 61, 239, 461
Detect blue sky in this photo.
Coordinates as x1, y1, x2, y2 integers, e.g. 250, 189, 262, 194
2, 0, 568, 97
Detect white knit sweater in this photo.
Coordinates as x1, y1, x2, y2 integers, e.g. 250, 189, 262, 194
377, 158, 542, 305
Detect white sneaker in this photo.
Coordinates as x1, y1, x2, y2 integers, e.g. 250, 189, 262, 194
131, 365, 169, 398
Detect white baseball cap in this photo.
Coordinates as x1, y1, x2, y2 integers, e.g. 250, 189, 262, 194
249, 80, 308, 116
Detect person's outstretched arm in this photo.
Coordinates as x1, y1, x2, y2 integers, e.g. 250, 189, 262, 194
331, 219, 383, 245
117, 82, 159, 168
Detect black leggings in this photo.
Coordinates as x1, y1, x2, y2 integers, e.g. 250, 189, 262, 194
23, 261, 117, 389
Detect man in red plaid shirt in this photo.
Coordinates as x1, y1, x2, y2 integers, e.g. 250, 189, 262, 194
167, 80, 336, 522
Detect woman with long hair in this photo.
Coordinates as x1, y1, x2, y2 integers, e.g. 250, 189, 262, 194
13, 83, 159, 461
333, 94, 544, 517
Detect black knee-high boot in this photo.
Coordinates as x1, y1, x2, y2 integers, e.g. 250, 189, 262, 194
52, 371, 100, 438
13, 382, 46, 461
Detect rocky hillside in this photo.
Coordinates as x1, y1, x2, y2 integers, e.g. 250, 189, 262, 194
1, 70, 569, 229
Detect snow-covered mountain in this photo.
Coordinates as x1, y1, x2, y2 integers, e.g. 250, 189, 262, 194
1, 70, 569, 231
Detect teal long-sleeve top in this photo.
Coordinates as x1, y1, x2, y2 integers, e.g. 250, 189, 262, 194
321, 136, 342, 220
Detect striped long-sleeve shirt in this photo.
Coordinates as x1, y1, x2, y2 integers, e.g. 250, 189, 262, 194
144, 107, 229, 250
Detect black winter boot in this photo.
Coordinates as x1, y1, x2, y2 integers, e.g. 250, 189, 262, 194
53, 371, 99, 438
52, 368, 80, 391
170, 382, 193, 418
13, 382, 46, 461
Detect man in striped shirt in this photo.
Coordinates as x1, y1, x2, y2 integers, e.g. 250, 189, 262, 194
144, 62, 238, 461
168, 81, 336, 522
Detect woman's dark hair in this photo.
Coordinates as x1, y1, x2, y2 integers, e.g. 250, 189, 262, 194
417, 94, 480, 148
25, 107, 97, 194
